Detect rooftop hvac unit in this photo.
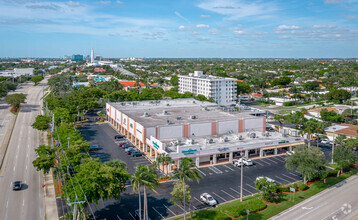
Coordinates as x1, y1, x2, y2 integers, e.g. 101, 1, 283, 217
166, 103, 170, 106
220, 136, 229, 142
204, 139, 213, 144
250, 133, 256, 138
239, 135, 243, 140
163, 110, 168, 115
190, 115, 197, 119
176, 116, 182, 120
143, 112, 149, 117
227, 130, 233, 134
186, 139, 194, 145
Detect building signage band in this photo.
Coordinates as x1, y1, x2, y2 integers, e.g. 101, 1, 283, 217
182, 149, 197, 155
278, 140, 289, 144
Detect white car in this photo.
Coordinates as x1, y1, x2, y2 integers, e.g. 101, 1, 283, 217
243, 158, 253, 166
232, 159, 244, 167
256, 176, 276, 185
286, 151, 295, 156
200, 193, 217, 206
321, 139, 332, 145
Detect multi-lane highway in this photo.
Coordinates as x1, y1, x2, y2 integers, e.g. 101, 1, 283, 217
0, 80, 46, 220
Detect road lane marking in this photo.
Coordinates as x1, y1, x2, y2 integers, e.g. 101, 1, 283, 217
6, 201, 8, 208
246, 184, 257, 191
163, 204, 176, 216
264, 158, 278, 164
212, 192, 226, 202
152, 207, 164, 219
208, 166, 220, 174
128, 212, 136, 220
221, 190, 236, 199
195, 168, 206, 176
275, 176, 290, 183
22, 199, 24, 206
282, 174, 298, 181
223, 164, 234, 171
296, 202, 327, 220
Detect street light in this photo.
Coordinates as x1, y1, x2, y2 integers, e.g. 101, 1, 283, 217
240, 152, 244, 202
68, 137, 71, 149
331, 127, 336, 164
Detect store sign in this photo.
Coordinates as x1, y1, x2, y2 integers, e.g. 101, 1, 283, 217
278, 140, 289, 144
218, 147, 229, 152
130, 123, 133, 128
152, 141, 160, 150
182, 148, 197, 155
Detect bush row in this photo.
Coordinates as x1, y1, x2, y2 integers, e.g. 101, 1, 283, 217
219, 198, 267, 217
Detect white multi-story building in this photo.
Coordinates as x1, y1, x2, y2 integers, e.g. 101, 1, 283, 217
179, 71, 237, 105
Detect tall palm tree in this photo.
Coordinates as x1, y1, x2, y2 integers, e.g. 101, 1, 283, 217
131, 165, 159, 220
172, 158, 202, 220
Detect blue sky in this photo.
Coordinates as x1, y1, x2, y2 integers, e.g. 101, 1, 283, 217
0, 0, 357, 58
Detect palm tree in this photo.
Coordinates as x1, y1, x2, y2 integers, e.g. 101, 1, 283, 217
163, 154, 174, 176
172, 158, 202, 220
131, 165, 159, 220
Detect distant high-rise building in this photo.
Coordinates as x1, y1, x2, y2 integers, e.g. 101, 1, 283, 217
72, 54, 84, 62
95, 55, 102, 61
91, 48, 94, 63
179, 71, 237, 105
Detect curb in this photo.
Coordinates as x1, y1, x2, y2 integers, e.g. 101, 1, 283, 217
0, 108, 19, 175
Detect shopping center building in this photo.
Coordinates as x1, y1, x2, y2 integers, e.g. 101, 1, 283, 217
106, 99, 304, 170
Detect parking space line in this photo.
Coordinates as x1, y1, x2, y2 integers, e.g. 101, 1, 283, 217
211, 166, 223, 174
230, 187, 240, 195
194, 197, 206, 205
152, 207, 164, 219
221, 190, 236, 199
163, 204, 176, 216
240, 186, 254, 195
275, 175, 291, 183
282, 174, 299, 181
258, 159, 271, 165
253, 161, 264, 166
208, 166, 220, 174
223, 164, 235, 171
246, 184, 257, 191
264, 157, 278, 164
212, 192, 227, 202
176, 204, 185, 211
195, 168, 206, 176
128, 212, 136, 220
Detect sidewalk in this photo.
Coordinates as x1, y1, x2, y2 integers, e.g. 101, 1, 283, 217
41, 130, 59, 220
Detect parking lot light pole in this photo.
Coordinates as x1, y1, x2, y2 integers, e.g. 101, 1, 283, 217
68, 137, 70, 149
240, 152, 244, 202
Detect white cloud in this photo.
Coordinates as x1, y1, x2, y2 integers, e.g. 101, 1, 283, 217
311, 25, 336, 29
178, 25, 185, 30
233, 30, 245, 35
208, 28, 221, 35
279, 35, 290, 39
197, 0, 277, 21
324, 0, 342, 4
116, 0, 124, 4
96, 0, 111, 5
66, 1, 80, 7
175, 11, 190, 23
196, 24, 210, 28
276, 25, 300, 30
200, 14, 211, 18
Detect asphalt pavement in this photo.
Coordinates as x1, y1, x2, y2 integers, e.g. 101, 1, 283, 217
0, 81, 46, 220
75, 116, 303, 220
271, 174, 358, 220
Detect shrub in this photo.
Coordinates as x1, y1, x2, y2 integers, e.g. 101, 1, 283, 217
219, 199, 266, 217
192, 209, 231, 220
278, 187, 290, 192
299, 184, 309, 191
263, 192, 281, 203
283, 102, 294, 106
327, 170, 339, 177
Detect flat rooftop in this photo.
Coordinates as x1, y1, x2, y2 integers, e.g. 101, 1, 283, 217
109, 98, 254, 128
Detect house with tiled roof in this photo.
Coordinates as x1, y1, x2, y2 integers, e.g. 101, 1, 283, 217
307, 107, 339, 118
325, 124, 358, 140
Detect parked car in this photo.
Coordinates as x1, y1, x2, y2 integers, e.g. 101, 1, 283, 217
127, 148, 137, 155
114, 134, 124, 139
200, 193, 217, 206
134, 209, 151, 220
89, 144, 100, 151
286, 151, 295, 156
243, 158, 253, 166
321, 139, 332, 145
125, 147, 134, 152
131, 151, 143, 157
118, 142, 127, 147
13, 181, 21, 191
233, 158, 244, 167
256, 176, 276, 185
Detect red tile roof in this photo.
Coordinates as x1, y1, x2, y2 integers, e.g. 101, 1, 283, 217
336, 124, 358, 137
119, 81, 146, 87
94, 68, 106, 72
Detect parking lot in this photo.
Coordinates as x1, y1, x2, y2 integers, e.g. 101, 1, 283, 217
74, 111, 303, 220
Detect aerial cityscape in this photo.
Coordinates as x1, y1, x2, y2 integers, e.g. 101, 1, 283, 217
0, 0, 357, 220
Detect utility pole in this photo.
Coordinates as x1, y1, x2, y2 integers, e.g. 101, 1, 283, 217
331, 127, 336, 164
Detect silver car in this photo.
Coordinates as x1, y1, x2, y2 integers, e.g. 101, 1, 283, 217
200, 193, 217, 206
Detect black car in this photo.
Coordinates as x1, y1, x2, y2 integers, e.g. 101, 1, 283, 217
132, 151, 143, 157
127, 149, 138, 155
89, 144, 100, 151
13, 181, 21, 191
114, 134, 124, 139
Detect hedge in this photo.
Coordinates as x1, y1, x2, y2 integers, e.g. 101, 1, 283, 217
191, 209, 231, 220
299, 184, 309, 191
219, 198, 266, 217
327, 170, 339, 177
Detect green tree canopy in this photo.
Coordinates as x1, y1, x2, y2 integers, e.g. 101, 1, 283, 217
32, 145, 56, 174
30, 75, 44, 85
320, 109, 344, 123
32, 115, 50, 131
5, 93, 26, 107
325, 89, 351, 103
236, 82, 252, 94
